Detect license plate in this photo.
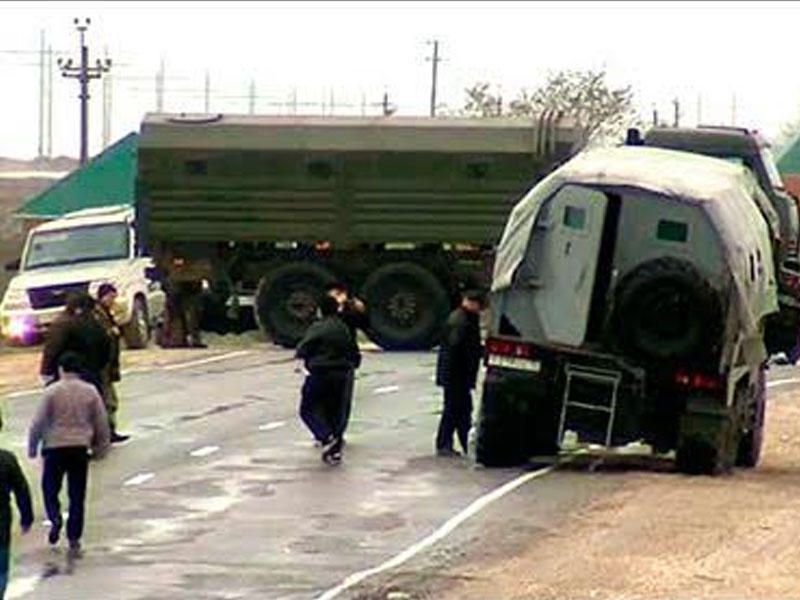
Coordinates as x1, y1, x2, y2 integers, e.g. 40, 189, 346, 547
487, 354, 541, 373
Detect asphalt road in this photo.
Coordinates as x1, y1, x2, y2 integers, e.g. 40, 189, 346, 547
2, 349, 794, 600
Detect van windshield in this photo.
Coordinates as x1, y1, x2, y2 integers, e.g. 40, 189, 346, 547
24, 223, 130, 270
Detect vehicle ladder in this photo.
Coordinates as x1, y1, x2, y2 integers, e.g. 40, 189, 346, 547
558, 365, 622, 448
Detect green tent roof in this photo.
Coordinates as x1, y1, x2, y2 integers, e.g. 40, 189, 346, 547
16, 132, 137, 219
777, 130, 800, 174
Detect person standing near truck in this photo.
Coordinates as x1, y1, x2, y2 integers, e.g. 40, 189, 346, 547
93, 284, 131, 444
295, 295, 361, 465
434, 290, 485, 457
325, 281, 369, 441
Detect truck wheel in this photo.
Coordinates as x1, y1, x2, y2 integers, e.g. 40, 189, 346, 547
676, 405, 738, 475
736, 368, 766, 468
611, 257, 723, 362
254, 262, 336, 348
361, 262, 449, 350
122, 297, 150, 349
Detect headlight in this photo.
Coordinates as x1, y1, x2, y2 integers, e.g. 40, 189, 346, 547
1, 288, 30, 311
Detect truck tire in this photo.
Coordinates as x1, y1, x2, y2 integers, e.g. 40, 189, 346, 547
476, 405, 528, 467
736, 368, 766, 468
254, 262, 336, 348
361, 262, 449, 350
122, 297, 150, 349
611, 257, 723, 362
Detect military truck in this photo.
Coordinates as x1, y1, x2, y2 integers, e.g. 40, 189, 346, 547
477, 146, 790, 475
639, 126, 800, 352
136, 112, 583, 349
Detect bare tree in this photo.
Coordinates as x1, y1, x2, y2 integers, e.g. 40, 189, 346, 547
460, 82, 503, 118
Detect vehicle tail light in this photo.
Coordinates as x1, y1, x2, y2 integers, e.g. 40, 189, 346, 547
486, 337, 534, 359
673, 368, 725, 392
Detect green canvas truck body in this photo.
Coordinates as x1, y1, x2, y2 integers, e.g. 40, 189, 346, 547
136, 113, 583, 348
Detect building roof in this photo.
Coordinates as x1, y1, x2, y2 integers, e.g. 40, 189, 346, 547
15, 133, 138, 219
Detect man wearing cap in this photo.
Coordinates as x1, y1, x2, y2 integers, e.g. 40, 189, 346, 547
434, 290, 486, 457
94, 284, 130, 444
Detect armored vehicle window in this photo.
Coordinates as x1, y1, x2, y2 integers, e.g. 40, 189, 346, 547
656, 219, 688, 242
563, 205, 587, 230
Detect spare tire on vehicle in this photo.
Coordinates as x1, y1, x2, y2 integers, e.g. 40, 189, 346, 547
254, 262, 336, 348
361, 262, 450, 350
610, 257, 723, 362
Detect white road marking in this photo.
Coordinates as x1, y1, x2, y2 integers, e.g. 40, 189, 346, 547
6, 388, 39, 399
123, 472, 155, 486
189, 445, 220, 457
6, 575, 39, 598
767, 377, 800, 388
314, 465, 555, 600
161, 350, 251, 371
258, 421, 286, 431
374, 385, 400, 395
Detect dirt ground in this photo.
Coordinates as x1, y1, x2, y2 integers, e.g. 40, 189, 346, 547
421, 381, 800, 600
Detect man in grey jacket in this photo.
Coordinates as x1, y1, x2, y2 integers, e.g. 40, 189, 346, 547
28, 351, 110, 560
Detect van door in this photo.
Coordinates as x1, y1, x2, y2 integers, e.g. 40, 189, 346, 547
524, 184, 608, 346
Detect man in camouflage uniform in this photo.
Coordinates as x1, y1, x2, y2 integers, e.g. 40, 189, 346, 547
93, 284, 130, 443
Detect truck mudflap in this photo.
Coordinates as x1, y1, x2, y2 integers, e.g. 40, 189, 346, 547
675, 396, 738, 475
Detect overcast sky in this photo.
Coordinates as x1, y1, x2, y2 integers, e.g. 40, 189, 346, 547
2, 0, 800, 160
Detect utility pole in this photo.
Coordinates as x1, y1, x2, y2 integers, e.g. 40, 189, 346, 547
731, 92, 737, 125
652, 105, 658, 127
204, 70, 210, 113
155, 57, 165, 112
58, 18, 112, 165
102, 45, 111, 149
47, 44, 53, 158
248, 79, 255, 114
696, 94, 702, 125
672, 98, 680, 127
38, 30, 45, 158
426, 39, 441, 117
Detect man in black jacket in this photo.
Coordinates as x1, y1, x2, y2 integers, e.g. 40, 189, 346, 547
325, 281, 369, 441
40, 293, 112, 397
435, 290, 485, 457
295, 295, 360, 465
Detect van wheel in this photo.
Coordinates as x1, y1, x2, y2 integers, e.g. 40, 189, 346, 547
611, 257, 723, 361
254, 262, 336, 348
361, 262, 449, 350
736, 367, 766, 468
123, 297, 150, 349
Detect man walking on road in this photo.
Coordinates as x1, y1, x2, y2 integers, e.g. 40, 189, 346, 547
93, 284, 131, 443
435, 290, 485, 457
325, 281, 369, 441
296, 295, 360, 465
28, 351, 111, 561
0, 424, 33, 599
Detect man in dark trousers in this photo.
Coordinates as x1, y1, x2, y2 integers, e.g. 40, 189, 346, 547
295, 295, 360, 465
28, 351, 111, 562
325, 281, 369, 441
0, 418, 33, 599
435, 290, 486, 457
40, 292, 111, 398
93, 284, 131, 443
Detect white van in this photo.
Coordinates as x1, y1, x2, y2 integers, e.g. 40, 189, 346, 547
0, 204, 165, 348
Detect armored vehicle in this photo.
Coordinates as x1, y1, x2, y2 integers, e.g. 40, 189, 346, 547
136, 113, 583, 349
641, 126, 800, 351
478, 146, 789, 474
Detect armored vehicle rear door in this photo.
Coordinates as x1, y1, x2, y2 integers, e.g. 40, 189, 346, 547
523, 184, 608, 346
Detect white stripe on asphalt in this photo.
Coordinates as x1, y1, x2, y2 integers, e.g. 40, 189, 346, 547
6, 575, 39, 599
314, 465, 555, 600
6, 388, 39, 399
189, 445, 220, 457
258, 421, 286, 431
123, 472, 155, 486
374, 385, 400, 395
767, 377, 800, 388
162, 350, 251, 371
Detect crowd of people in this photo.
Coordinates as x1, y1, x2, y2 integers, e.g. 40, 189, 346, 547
0, 281, 485, 597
